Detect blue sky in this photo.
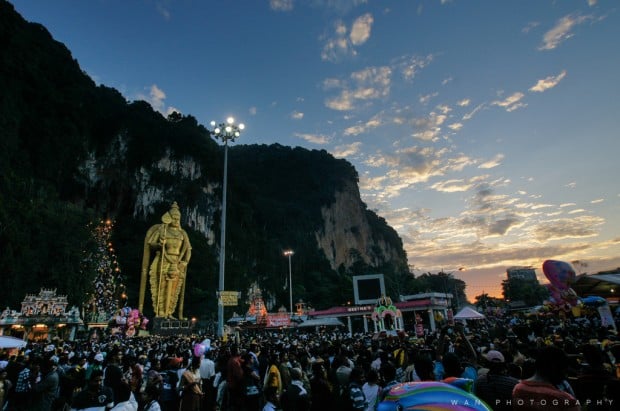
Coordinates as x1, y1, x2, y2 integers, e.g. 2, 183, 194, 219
12, 0, 620, 300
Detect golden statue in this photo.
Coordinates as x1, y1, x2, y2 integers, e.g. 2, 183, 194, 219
139, 202, 192, 319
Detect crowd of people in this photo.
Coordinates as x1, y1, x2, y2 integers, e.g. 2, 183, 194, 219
1, 308, 620, 411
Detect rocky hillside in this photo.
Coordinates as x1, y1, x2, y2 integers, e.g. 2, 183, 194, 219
0, 0, 410, 319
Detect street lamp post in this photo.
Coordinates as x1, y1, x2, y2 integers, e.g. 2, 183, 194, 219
284, 250, 294, 315
210, 117, 244, 338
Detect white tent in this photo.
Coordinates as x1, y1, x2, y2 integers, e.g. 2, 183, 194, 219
0, 336, 27, 349
453, 306, 486, 320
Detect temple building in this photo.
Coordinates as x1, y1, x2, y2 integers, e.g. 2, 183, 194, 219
0, 289, 82, 341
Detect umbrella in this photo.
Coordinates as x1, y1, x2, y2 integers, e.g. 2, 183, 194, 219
0, 335, 26, 349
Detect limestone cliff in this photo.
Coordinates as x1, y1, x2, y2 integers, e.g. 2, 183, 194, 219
316, 180, 406, 271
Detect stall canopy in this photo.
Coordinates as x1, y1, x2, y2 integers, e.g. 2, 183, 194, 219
0, 336, 27, 349
454, 307, 486, 320
297, 317, 345, 328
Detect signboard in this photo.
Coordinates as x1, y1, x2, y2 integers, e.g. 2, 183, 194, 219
352, 274, 386, 305
218, 291, 240, 307
266, 313, 291, 327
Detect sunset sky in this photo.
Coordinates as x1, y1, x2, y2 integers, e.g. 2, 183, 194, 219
12, 0, 620, 301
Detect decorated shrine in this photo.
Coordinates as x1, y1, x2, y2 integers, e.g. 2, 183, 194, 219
0, 289, 82, 341
371, 295, 403, 332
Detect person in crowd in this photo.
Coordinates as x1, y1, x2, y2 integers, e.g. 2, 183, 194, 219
241, 353, 262, 411
473, 350, 519, 411
179, 356, 203, 411
104, 348, 125, 406
110, 381, 138, 411
70, 369, 114, 411
361, 368, 381, 411
379, 362, 399, 402
227, 345, 245, 411
12, 356, 36, 411
263, 353, 283, 397
0, 368, 13, 410
412, 355, 435, 381
512, 345, 581, 411
199, 351, 216, 411
159, 358, 180, 411
308, 360, 333, 411
30, 356, 60, 411
142, 383, 162, 411
571, 343, 617, 410
280, 368, 309, 411
261, 387, 279, 411
347, 367, 368, 411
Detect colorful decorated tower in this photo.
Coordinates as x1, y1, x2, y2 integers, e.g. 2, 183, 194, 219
371, 295, 403, 332
246, 283, 268, 325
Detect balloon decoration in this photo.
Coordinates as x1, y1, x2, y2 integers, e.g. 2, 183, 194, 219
113, 307, 149, 337
193, 338, 211, 357
543, 260, 579, 306
378, 381, 492, 411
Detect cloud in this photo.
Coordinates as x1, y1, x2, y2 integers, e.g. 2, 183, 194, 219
539, 13, 592, 51
462, 103, 485, 120
321, 14, 374, 62
430, 178, 478, 193
457, 99, 471, 107
420, 93, 438, 104
362, 147, 478, 199
343, 116, 382, 136
529, 70, 567, 92
522, 21, 540, 34
270, 0, 293, 11
532, 215, 604, 241
324, 66, 392, 111
442, 77, 453, 86
332, 142, 362, 158
155, 1, 171, 20
448, 123, 463, 131
478, 154, 504, 169
350, 13, 373, 45
136, 84, 176, 116
492, 92, 526, 112
249, 107, 257, 115
290, 111, 304, 120
412, 110, 447, 141
568, 209, 586, 214
394, 54, 435, 82
294, 132, 330, 144
591, 198, 604, 204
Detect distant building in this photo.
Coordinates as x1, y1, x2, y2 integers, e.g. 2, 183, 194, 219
507, 266, 537, 282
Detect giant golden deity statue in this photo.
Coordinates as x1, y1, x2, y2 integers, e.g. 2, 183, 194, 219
138, 202, 192, 319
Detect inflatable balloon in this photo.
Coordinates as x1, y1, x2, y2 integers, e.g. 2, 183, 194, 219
201, 338, 211, 353
194, 343, 206, 357
543, 260, 578, 306
140, 317, 149, 329
442, 377, 473, 392
378, 382, 492, 411
543, 260, 576, 289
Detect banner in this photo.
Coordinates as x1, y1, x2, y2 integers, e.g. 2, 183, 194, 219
598, 304, 617, 331
266, 313, 291, 327
218, 291, 240, 307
